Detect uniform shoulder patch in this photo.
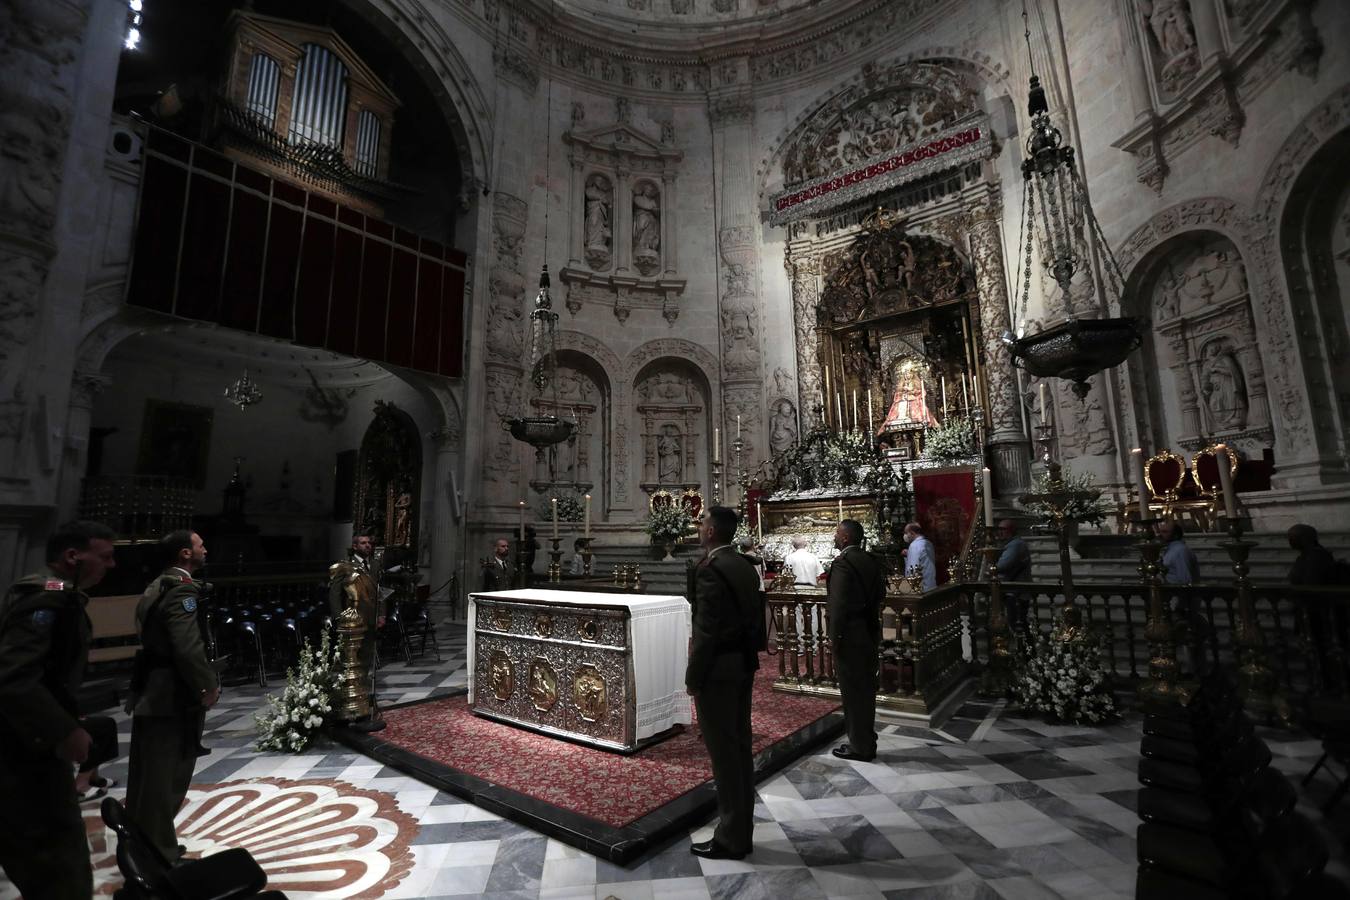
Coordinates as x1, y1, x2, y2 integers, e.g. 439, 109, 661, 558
32, 609, 56, 626
44, 578, 65, 591
181, 597, 198, 613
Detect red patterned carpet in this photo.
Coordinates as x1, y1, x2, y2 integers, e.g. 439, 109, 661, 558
377, 659, 839, 828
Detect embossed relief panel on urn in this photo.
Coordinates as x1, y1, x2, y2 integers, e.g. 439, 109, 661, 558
1136, 233, 1271, 453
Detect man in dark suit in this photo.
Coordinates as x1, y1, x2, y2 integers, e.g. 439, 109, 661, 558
827, 519, 884, 762
687, 506, 761, 860
482, 538, 513, 590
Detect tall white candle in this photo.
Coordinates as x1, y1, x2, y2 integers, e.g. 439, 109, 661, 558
852, 390, 859, 431
941, 376, 948, 414
518, 499, 526, 543
756, 502, 763, 541
551, 497, 559, 538
867, 388, 874, 435
1039, 382, 1049, 424
836, 392, 843, 428
962, 375, 969, 410
1131, 448, 1149, 518
982, 467, 995, 527
1215, 444, 1239, 519
584, 494, 592, 537
737, 414, 742, 437
713, 426, 720, 460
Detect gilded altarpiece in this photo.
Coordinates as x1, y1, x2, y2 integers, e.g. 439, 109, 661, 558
354, 401, 421, 548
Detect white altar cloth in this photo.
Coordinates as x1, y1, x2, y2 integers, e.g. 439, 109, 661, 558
468, 589, 693, 740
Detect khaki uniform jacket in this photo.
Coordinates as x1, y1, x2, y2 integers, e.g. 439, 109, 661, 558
826, 546, 885, 646
0, 573, 91, 760
482, 556, 513, 591
133, 570, 216, 717
686, 547, 761, 693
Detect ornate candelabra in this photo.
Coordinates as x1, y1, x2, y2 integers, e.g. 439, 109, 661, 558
711, 454, 723, 507
732, 435, 748, 521
335, 607, 384, 732
1136, 516, 1190, 707
580, 538, 593, 577
547, 536, 563, 583
979, 529, 1015, 696
1018, 419, 1098, 640
1221, 517, 1291, 725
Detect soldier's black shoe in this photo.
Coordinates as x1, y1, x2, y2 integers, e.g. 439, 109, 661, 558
832, 744, 875, 762
690, 839, 749, 860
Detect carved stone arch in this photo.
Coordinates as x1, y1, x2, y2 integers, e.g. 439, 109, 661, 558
354, 0, 492, 190
1119, 225, 1269, 460
755, 52, 1008, 205
1245, 85, 1350, 475
623, 338, 720, 387
553, 331, 628, 509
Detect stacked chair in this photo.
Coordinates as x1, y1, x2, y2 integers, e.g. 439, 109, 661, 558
205, 590, 330, 687
102, 798, 286, 899
1135, 672, 1349, 899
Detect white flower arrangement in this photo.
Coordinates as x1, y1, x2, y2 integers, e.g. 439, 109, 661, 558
1012, 626, 1118, 724
922, 418, 976, 461
645, 502, 693, 544
255, 630, 341, 752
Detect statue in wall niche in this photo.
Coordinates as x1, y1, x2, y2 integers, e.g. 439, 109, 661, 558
584, 174, 613, 268
660, 120, 675, 145
773, 366, 793, 399
1059, 379, 1115, 457
657, 424, 683, 483
1139, 0, 1198, 89
633, 182, 661, 275
769, 398, 799, 454
1200, 344, 1249, 431
724, 314, 757, 370
391, 491, 412, 547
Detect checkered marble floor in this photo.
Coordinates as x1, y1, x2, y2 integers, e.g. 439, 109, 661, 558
3, 619, 1345, 900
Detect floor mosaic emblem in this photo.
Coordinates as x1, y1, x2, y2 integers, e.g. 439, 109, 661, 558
85, 778, 416, 898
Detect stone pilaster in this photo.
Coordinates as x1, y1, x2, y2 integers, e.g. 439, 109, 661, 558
968, 192, 1031, 499
708, 73, 763, 506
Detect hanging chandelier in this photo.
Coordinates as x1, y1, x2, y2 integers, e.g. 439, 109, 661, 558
505, 18, 574, 454
1003, 9, 1142, 400
507, 265, 575, 449
224, 368, 263, 409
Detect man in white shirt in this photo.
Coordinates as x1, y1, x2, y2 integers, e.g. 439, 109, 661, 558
902, 522, 937, 591
783, 536, 824, 586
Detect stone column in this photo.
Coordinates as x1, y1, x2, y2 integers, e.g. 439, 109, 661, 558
1162, 331, 1201, 439
426, 424, 461, 605
708, 74, 764, 507
614, 167, 632, 274
787, 252, 824, 431
968, 193, 1031, 500
661, 171, 677, 275
1118, 0, 1156, 124
1187, 0, 1225, 66
567, 153, 584, 267
55, 371, 110, 520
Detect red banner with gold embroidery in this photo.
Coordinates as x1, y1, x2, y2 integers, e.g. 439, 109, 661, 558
909, 467, 978, 586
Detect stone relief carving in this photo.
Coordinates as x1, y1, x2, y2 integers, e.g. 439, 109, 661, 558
1139, 0, 1199, 94
635, 363, 704, 488
1057, 377, 1116, 458
817, 231, 970, 325
768, 397, 799, 454
1144, 233, 1270, 447
556, 331, 628, 505
583, 173, 613, 270
779, 63, 979, 187
632, 180, 661, 275
638, 370, 693, 404
772, 365, 793, 399
788, 255, 823, 430
721, 385, 761, 463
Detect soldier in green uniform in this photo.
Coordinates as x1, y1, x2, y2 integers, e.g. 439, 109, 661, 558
827, 519, 885, 762
0, 520, 117, 898
125, 529, 220, 862
686, 506, 761, 861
